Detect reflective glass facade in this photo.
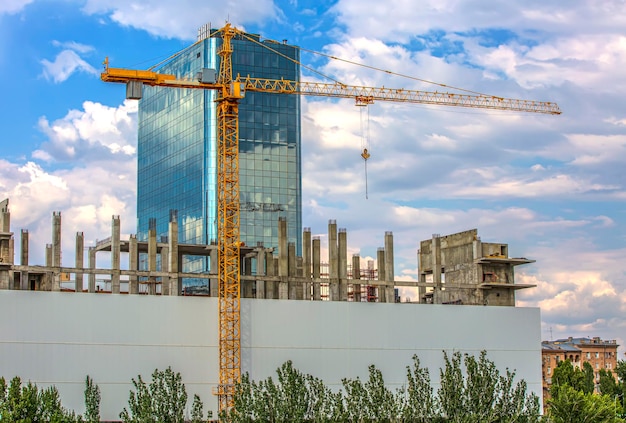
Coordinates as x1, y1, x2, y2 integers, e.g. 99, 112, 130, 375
137, 32, 302, 278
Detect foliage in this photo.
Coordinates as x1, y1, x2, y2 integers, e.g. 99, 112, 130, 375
551, 360, 595, 397
120, 366, 188, 423
84, 375, 101, 423
0, 375, 81, 422
402, 354, 435, 422
599, 369, 620, 397
548, 384, 621, 423
226, 351, 540, 422
438, 350, 540, 423
190, 394, 204, 423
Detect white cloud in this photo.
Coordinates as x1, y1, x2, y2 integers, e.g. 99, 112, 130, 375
0, 0, 32, 14
51, 40, 95, 54
36, 100, 138, 161
41, 50, 98, 83
81, 0, 280, 40
0, 98, 138, 264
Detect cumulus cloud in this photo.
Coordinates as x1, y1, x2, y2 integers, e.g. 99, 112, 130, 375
0, 0, 32, 14
0, 99, 138, 265
36, 100, 138, 162
41, 49, 98, 83
81, 0, 280, 40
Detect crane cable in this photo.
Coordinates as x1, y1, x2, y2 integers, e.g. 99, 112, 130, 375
359, 104, 371, 199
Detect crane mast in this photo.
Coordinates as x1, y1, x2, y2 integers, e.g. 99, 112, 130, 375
214, 24, 242, 412
100, 24, 561, 413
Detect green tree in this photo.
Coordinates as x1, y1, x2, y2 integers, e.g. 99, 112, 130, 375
120, 367, 188, 423
190, 394, 204, 423
0, 376, 80, 422
582, 361, 596, 394
84, 375, 100, 423
402, 354, 436, 422
438, 350, 540, 423
551, 360, 595, 396
599, 369, 620, 397
548, 384, 620, 423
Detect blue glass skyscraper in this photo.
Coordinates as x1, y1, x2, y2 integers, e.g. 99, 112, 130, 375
137, 29, 302, 279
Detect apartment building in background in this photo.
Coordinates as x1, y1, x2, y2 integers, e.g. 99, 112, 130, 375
541, 336, 620, 404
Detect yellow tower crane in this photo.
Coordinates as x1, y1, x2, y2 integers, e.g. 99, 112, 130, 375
101, 23, 561, 412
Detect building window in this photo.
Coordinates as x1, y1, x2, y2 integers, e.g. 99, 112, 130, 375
595, 352, 599, 358
596, 363, 599, 369
547, 367, 551, 375
586, 352, 590, 359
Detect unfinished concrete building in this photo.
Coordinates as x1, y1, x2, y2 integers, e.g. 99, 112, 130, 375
418, 229, 535, 306
0, 199, 535, 306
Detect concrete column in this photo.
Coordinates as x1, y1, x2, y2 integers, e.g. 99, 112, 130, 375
255, 245, 265, 299
265, 250, 275, 299
75, 232, 84, 293
20, 230, 28, 290
243, 256, 253, 298
148, 222, 157, 295
161, 245, 169, 296
417, 249, 426, 303
312, 237, 321, 300
168, 212, 179, 296
50, 212, 61, 292
278, 218, 288, 300
128, 235, 138, 294
385, 231, 395, 303
328, 220, 338, 301
52, 212, 61, 267
432, 234, 442, 304
338, 228, 348, 301
111, 216, 121, 294
288, 242, 298, 299
303, 228, 311, 300
377, 247, 385, 302
0, 202, 9, 233
210, 242, 218, 297
8, 237, 15, 289
352, 254, 361, 302
88, 247, 96, 293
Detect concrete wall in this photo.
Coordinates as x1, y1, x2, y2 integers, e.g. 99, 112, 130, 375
0, 291, 542, 420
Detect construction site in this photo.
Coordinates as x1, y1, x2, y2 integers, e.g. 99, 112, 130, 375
0, 197, 545, 418
0, 23, 560, 420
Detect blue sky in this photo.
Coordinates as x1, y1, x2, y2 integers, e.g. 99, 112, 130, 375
1, 0, 625, 356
